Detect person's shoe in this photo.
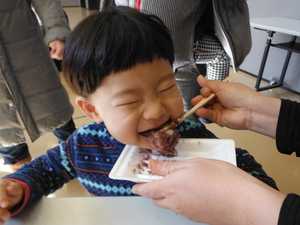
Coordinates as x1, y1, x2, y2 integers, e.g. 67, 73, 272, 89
9, 155, 32, 172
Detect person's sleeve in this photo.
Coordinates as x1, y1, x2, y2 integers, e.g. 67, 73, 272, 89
31, 0, 71, 44
235, 148, 278, 190
2, 140, 76, 212
278, 193, 300, 225
276, 99, 300, 156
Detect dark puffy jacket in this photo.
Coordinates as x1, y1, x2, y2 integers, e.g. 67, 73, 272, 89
0, 0, 73, 142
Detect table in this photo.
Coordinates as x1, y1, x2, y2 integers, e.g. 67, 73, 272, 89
250, 17, 300, 91
4, 197, 207, 225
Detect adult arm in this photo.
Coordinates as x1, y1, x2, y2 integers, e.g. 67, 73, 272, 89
31, 0, 71, 59
192, 76, 281, 138
31, 0, 71, 44
132, 159, 286, 225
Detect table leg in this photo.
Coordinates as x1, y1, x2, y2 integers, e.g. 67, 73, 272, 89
277, 36, 297, 86
255, 30, 276, 91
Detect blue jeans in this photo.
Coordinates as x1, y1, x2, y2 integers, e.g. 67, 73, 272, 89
52, 118, 76, 143
174, 63, 201, 121
0, 118, 76, 164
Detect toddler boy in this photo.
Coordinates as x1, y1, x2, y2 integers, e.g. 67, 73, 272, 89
0, 6, 276, 222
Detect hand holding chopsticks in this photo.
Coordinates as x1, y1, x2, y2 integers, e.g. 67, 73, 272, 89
159, 76, 235, 132
181, 75, 235, 121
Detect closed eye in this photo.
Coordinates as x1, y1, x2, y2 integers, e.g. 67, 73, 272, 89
117, 100, 140, 106
160, 84, 175, 93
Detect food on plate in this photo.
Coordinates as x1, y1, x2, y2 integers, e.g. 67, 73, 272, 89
147, 129, 180, 156
132, 148, 179, 175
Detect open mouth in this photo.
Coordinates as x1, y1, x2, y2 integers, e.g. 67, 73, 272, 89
140, 119, 173, 137
139, 119, 180, 156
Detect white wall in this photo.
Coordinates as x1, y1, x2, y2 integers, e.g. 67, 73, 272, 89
240, 0, 300, 92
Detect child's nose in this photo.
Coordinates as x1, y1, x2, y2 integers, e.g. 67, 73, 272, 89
143, 100, 166, 120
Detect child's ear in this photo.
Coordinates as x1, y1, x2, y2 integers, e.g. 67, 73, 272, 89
76, 96, 103, 123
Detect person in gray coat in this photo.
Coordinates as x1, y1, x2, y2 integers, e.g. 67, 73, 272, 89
100, 0, 251, 121
0, 0, 76, 171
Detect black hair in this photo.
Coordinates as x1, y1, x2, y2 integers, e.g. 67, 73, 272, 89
62, 6, 174, 97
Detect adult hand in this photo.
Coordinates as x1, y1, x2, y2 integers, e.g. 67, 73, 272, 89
132, 159, 285, 225
191, 76, 281, 138
49, 40, 65, 60
0, 180, 24, 224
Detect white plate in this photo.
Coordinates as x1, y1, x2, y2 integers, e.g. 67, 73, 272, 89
109, 139, 236, 183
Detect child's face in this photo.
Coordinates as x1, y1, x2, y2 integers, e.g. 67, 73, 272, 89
77, 58, 184, 149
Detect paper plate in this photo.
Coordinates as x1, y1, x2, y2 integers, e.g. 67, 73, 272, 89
109, 139, 236, 183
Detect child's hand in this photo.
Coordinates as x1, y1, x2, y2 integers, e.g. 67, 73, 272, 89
0, 180, 24, 224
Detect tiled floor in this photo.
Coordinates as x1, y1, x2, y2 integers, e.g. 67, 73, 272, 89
1, 7, 300, 198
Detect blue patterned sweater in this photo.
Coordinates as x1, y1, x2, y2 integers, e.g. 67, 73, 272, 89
3, 119, 277, 212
